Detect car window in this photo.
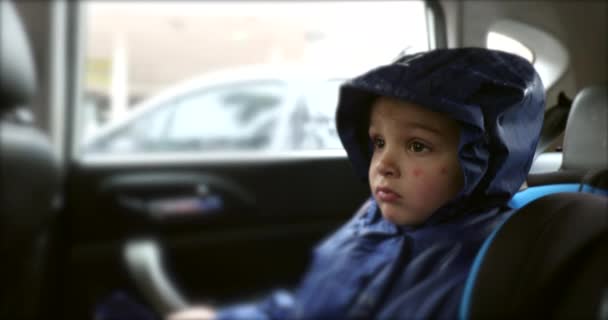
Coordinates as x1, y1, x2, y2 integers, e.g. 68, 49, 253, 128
293, 79, 345, 149
165, 82, 286, 151
77, 0, 430, 159
87, 103, 175, 153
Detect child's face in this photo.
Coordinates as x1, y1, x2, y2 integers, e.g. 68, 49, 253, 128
368, 97, 463, 226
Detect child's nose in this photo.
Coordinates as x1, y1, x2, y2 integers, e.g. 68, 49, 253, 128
376, 151, 401, 178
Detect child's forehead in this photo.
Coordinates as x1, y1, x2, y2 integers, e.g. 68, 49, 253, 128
368, 96, 459, 131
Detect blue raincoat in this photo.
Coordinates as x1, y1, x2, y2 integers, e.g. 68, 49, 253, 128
216, 47, 545, 320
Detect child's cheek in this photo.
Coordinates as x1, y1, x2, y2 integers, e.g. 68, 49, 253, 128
411, 166, 447, 179
410, 168, 433, 195
412, 167, 447, 200
413, 168, 422, 177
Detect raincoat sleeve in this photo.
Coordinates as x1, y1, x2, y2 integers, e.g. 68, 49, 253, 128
214, 289, 296, 320
215, 201, 373, 320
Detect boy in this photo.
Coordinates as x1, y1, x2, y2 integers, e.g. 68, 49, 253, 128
167, 47, 545, 319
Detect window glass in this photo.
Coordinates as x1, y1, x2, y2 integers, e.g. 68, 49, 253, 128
165, 82, 286, 151
487, 20, 570, 91
77, 1, 430, 157
84, 103, 175, 153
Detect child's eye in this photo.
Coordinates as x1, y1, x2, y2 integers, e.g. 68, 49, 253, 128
408, 141, 430, 153
372, 137, 385, 149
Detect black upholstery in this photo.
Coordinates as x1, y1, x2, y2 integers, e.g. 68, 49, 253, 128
0, 0, 36, 108
0, 1, 61, 318
467, 192, 608, 319
467, 87, 608, 316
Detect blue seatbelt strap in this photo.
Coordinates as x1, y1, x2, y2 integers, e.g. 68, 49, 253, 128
458, 209, 513, 320
507, 183, 608, 209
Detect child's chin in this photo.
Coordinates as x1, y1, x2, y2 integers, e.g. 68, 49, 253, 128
380, 205, 421, 226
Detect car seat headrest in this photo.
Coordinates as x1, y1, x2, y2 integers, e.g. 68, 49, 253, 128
0, 0, 37, 110
561, 85, 608, 170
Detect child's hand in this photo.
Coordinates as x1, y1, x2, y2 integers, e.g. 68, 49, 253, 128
166, 305, 216, 320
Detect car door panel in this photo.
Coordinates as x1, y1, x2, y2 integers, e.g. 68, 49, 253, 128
59, 156, 369, 318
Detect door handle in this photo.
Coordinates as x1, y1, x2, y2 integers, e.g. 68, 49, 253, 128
100, 172, 256, 218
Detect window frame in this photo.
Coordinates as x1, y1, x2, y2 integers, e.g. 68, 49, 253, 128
485, 19, 570, 92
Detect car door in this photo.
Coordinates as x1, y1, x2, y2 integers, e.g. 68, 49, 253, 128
51, 1, 435, 318
62, 82, 371, 318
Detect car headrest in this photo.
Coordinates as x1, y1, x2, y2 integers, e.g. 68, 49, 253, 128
0, 0, 37, 110
561, 85, 608, 170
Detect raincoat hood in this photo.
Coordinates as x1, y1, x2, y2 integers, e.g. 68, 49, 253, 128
336, 47, 545, 225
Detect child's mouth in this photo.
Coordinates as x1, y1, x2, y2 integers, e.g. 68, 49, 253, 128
376, 187, 401, 202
